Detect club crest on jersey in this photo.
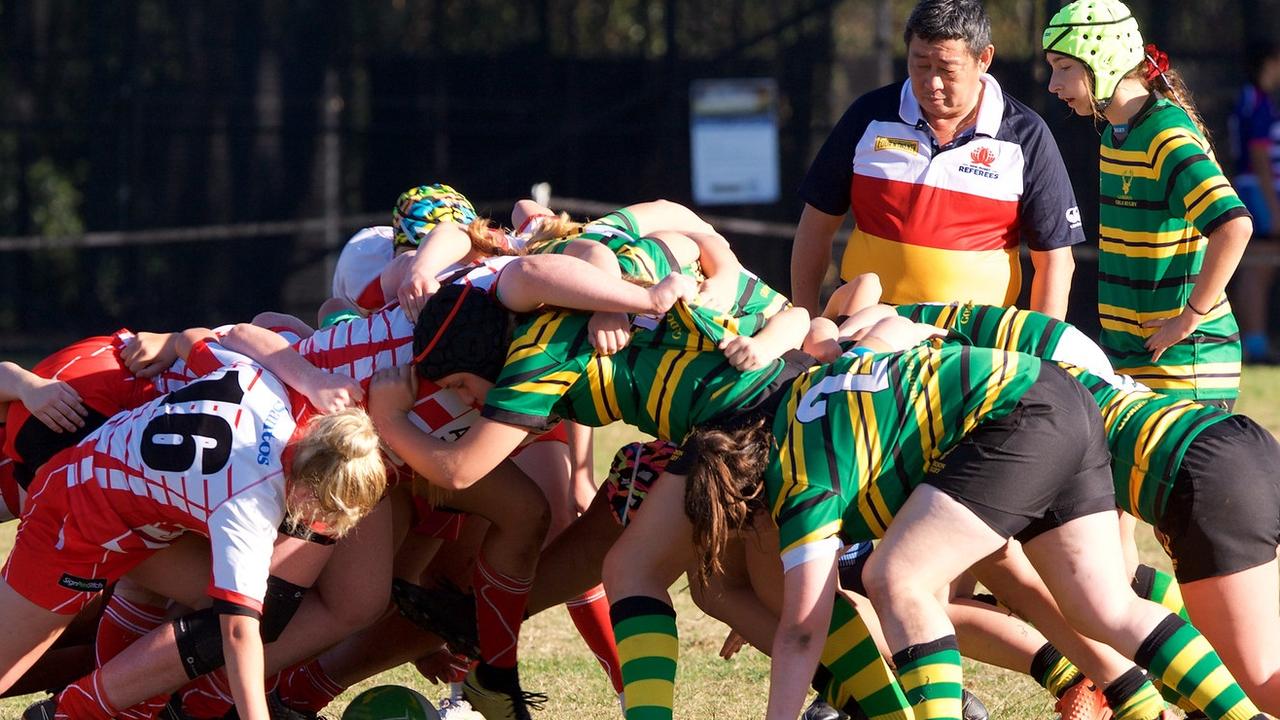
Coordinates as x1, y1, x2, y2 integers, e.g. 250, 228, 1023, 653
874, 136, 919, 155
960, 146, 1000, 179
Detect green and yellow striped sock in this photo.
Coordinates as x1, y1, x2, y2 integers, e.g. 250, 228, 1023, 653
892, 636, 963, 720
1135, 614, 1266, 720
1132, 564, 1189, 621
611, 596, 679, 720
1101, 666, 1167, 720
819, 594, 913, 720
1029, 642, 1083, 698
1133, 564, 1197, 707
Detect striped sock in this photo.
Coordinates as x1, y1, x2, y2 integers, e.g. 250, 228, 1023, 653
819, 595, 913, 720
1030, 642, 1083, 698
1132, 565, 1196, 707
1132, 565, 1189, 621
1135, 614, 1266, 720
567, 585, 624, 694
1102, 666, 1167, 720
893, 636, 963, 720
611, 596, 678, 720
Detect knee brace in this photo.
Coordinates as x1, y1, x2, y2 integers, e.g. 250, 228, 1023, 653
174, 608, 225, 679
173, 575, 309, 678
261, 575, 308, 642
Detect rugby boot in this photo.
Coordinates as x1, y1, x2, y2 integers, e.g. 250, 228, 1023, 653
1054, 681, 1112, 720
962, 689, 991, 720
800, 698, 848, 720
21, 697, 55, 720
461, 664, 546, 720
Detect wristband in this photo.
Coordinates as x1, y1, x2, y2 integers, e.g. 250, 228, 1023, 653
849, 346, 876, 357
1186, 298, 1210, 316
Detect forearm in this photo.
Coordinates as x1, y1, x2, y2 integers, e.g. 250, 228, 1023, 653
753, 306, 811, 355
791, 205, 842, 316
766, 620, 828, 720
1191, 217, 1254, 312
173, 327, 219, 362
1028, 247, 1074, 319
497, 254, 655, 314
222, 324, 320, 388
412, 223, 473, 274
0, 361, 42, 403
222, 614, 268, 720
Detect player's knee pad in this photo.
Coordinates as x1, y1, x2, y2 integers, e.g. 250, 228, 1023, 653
174, 608, 225, 679
261, 575, 308, 643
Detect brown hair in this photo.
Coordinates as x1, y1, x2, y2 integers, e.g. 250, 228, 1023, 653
286, 407, 387, 538
683, 416, 773, 585
1081, 59, 1213, 148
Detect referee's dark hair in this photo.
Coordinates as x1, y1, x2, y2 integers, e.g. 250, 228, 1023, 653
904, 0, 993, 58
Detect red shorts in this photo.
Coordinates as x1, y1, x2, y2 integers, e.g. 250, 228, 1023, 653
410, 496, 466, 541
2, 463, 155, 614
603, 440, 677, 527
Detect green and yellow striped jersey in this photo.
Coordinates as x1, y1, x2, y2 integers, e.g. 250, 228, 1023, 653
766, 342, 1041, 559
482, 300, 785, 442
1098, 98, 1248, 401
1062, 366, 1230, 523
896, 302, 1070, 359
528, 208, 790, 323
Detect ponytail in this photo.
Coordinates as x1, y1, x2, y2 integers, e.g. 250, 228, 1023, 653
683, 416, 773, 585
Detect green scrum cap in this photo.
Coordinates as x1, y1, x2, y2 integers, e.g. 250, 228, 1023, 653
1042, 0, 1144, 104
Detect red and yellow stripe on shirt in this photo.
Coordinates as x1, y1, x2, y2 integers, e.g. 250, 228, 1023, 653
840, 121, 1025, 306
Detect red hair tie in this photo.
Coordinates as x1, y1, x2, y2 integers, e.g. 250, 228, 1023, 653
1144, 43, 1171, 84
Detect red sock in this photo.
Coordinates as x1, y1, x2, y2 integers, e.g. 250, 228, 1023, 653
567, 585, 623, 693
177, 670, 234, 719
55, 670, 119, 720
276, 658, 346, 714
55, 667, 170, 720
95, 595, 167, 665
472, 554, 533, 669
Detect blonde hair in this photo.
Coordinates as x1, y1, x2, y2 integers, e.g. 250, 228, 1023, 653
525, 212, 585, 254
465, 218, 524, 258
285, 407, 387, 538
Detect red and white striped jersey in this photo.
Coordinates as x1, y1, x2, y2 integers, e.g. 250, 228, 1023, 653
38, 341, 297, 612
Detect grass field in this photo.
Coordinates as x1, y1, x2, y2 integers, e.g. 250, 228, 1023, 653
4, 367, 1280, 717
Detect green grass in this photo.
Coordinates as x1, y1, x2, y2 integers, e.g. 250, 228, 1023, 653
3, 370, 1280, 718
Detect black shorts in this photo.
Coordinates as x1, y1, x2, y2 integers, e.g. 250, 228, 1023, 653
1199, 398, 1236, 412
922, 362, 1117, 543
1155, 414, 1280, 583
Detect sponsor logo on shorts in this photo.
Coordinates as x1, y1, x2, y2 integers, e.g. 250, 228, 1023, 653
58, 573, 107, 593
874, 136, 920, 154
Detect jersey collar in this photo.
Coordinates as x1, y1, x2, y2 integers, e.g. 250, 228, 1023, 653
898, 73, 1005, 139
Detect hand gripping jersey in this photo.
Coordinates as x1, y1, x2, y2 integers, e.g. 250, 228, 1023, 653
1061, 366, 1230, 523
482, 299, 788, 442
4, 330, 201, 489
766, 342, 1040, 570
895, 302, 1114, 376
4, 342, 297, 614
